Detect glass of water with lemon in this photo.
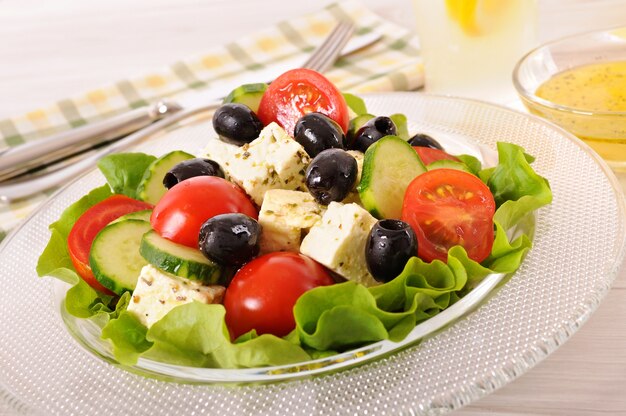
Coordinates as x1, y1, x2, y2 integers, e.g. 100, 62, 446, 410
413, 0, 537, 103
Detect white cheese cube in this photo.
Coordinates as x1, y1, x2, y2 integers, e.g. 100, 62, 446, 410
300, 202, 379, 287
202, 138, 239, 178
127, 264, 225, 328
258, 189, 326, 253
342, 150, 364, 205
346, 150, 364, 185
225, 122, 310, 205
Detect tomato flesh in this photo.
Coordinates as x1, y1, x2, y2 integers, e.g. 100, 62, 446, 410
223, 252, 334, 339
151, 176, 257, 248
401, 169, 495, 263
413, 147, 460, 166
67, 195, 153, 294
257, 68, 349, 136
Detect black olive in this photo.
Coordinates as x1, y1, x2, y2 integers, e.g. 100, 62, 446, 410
352, 116, 397, 152
407, 133, 444, 150
294, 112, 346, 157
163, 158, 224, 189
305, 149, 358, 205
198, 213, 261, 267
212, 103, 263, 145
366, 219, 417, 283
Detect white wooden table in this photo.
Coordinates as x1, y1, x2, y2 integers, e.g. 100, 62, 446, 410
1, 0, 626, 414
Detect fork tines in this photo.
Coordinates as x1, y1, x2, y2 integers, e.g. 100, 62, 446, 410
302, 20, 355, 73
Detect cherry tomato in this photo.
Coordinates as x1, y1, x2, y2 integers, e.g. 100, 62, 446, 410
413, 146, 460, 165
257, 68, 350, 136
67, 195, 153, 294
401, 169, 495, 263
223, 252, 334, 339
151, 176, 257, 248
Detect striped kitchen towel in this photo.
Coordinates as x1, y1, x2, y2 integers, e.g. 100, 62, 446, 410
0, 0, 423, 241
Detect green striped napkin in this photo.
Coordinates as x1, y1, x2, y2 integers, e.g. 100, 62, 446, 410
0, 0, 423, 242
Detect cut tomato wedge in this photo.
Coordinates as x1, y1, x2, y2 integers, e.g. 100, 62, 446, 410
257, 68, 349, 136
413, 146, 461, 165
67, 195, 153, 294
401, 168, 495, 263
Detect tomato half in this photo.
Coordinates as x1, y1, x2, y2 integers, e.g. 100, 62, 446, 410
257, 68, 350, 136
151, 176, 257, 248
401, 169, 495, 263
223, 252, 334, 339
413, 147, 461, 166
67, 195, 153, 294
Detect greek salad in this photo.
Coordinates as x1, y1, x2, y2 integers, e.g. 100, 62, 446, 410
37, 69, 552, 369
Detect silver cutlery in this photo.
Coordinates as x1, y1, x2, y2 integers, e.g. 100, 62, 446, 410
0, 21, 380, 201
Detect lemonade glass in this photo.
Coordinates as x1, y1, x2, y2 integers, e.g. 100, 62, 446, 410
413, 0, 537, 103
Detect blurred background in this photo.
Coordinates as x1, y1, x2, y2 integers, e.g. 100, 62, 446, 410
2, 0, 626, 118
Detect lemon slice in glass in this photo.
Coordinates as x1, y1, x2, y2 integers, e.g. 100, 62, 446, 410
445, 0, 507, 36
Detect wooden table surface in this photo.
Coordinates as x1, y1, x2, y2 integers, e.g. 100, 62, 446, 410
1, 0, 626, 414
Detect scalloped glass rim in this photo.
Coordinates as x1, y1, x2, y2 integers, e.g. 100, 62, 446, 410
1, 93, 624, 415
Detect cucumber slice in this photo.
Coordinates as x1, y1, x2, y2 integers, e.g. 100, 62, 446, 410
110, 209, 152, 224
358, 135, 427, 219
140, 230, 224, 285
137, 150, 195, 204
427, 159, 472, 173
390, 113, 410, 141
349, 113, 375, 135
90, 219, 151, 295
348, 113, 375, 144
223, 83, 268, 113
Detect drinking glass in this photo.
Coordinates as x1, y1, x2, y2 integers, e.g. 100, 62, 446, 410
413, 0, 538, 103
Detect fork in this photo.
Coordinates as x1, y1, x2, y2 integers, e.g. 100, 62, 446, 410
0, 21, 358, 202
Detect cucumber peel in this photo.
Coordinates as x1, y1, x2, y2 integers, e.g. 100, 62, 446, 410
137, 150, 195, 204
357, 136, 426, 219
90, 219, 151, 295
223, 83, 267, 113
111, 209, 152, 224
427, 159, 472, 173
140, 230, 224, 285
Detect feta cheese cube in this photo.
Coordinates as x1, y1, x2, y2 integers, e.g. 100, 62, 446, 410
300, 202, 379, 287
346, 150, 364, 185
225, 122, 310, 205
127, 264, 225, 328
258, 189, 326, 253
342, 150, 365, 205
202, 138, 239, 180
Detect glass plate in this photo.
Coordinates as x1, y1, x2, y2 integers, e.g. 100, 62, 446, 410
1, 93, 624, 415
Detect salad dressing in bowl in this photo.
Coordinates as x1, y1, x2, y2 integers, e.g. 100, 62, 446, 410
535, 61, 626, 113
513, 27, 626, 170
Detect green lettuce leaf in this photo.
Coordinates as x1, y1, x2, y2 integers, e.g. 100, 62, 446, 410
97, 153, 156, 199
36, 184, 131, 326
342, 92, 368, 116
103, 302, 310, 368
36, 185, 113, 284
101, 309, 153, 365
456, 154, 482, 176
486, 142, 552, 229
293, 251, 470, 351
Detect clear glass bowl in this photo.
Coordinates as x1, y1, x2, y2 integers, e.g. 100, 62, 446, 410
1, 93, 624, 415
513, 26, 626, 170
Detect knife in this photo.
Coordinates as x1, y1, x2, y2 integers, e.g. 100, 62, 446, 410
0, 31, 381, 183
